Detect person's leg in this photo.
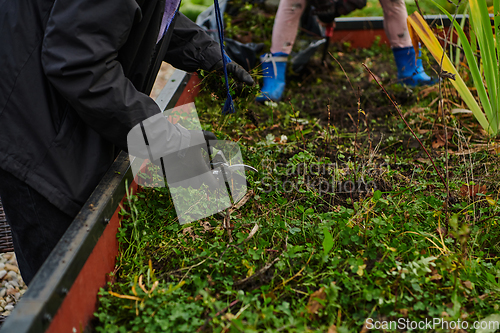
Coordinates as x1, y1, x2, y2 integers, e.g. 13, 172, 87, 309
270, 0, 307, 55
379, 0, 411, 48
0, 168, 74, 285
256, 0, 306, 102
379, 0, 436, 86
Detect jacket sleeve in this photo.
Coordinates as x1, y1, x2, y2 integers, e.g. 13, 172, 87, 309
164, 12, 223, 72
41, 0, 190, 153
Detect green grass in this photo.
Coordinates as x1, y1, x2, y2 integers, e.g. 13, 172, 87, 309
179, 0, 492, 23
93, 3, 500, 331
94, 148, 500, 332
94, 47, 500, 332
346, 0, 493, 17
179, 0, 212, 21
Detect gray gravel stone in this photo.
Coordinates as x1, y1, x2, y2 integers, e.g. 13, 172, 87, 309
0, 252, 27, 319
6, 271, 17, 281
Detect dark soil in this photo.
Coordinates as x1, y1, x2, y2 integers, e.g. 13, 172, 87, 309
285, 50, 416, 131
252, 39, 431, 155
210, 0, 444, 158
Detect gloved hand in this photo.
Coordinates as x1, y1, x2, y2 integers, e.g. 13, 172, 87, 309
211, 55, 254, 86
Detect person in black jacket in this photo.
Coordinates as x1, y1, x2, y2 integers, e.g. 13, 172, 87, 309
0, 0, 253, 285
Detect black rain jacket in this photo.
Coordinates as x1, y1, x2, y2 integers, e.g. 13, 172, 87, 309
0, 0, 222, 217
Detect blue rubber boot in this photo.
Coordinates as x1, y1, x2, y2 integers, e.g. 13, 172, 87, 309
256, 52, 288, 102
393, 46, 438, 86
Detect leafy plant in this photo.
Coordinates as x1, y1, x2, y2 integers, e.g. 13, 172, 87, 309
408, 1, 500, 136
179, 0, 212, 21
93, 19, 500, 331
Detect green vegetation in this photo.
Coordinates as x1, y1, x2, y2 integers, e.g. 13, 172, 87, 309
94, 1, 500, 332
179, 0, 497, 22
347, 0, 494, 17
95, 168, 500, 332
180, 0, 212, 21
409, 0, 500, 136
95, 47, 500, 333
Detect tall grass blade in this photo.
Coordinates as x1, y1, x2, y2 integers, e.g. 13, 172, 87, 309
407, 12, 492, 134
470, 0, 499, 130
454, 6, 468, 69
494, 0, 500, 127
429, 1, 497, 134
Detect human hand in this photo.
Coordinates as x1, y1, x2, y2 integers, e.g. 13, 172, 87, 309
211, 55, 254, 86
226, 62, 254, 86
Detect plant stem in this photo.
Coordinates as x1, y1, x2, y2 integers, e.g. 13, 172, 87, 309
363, 64, 449, 194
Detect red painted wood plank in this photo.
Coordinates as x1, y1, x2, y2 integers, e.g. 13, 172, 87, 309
46, 74, 200, 333
47, 180, 138, 333
331, 29, 390, 48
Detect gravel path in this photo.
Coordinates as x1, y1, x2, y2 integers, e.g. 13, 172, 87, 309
150, 62, 176, 100
0, 252, 26, 319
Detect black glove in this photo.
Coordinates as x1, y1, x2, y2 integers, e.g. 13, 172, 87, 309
227, 62, 254, 86
211, 59, 255, 86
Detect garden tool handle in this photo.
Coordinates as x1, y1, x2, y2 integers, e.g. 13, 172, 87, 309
322, 22, 335, 63
325, 23, 335, 39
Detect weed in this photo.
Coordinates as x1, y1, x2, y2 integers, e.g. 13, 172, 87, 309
94, 3, 500, 331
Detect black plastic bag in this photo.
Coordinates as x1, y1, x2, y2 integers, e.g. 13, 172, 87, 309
224, 38, 264, 72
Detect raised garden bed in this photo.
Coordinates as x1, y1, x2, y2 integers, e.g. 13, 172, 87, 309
91, 39, 500, 331
2, 7, 500, 333
0, 71, 200, 333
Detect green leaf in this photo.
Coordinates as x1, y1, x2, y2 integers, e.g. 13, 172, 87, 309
414, 301, 425, 311
430, 0, 499, 135
323, 227, 334, 254
408, 11, 493, 135
411, 283, 422, 292
449, 214, 459, 230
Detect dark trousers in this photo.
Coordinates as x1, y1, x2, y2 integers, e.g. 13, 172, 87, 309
0, 168, 74, 285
